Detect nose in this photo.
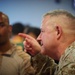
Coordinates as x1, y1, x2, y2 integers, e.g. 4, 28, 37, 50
37, 34, 41, 44
37, 33, 41, 41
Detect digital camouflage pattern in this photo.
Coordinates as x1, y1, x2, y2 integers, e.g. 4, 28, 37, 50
55, 41, 75, 75
31, 41, 75, 75
31, 53, 57, 75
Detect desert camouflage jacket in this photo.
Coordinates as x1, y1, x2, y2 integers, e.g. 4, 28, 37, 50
55, 41, 75, 75
31, 53, 57, 75
31, 41, 75, 75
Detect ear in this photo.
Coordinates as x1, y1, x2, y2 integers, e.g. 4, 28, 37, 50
55, 25, 62, 40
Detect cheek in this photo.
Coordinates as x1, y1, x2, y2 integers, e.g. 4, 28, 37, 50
1, 28, 9, 37
43, 33, 56, 47
42, 34, 50, 46
3, 29, 8, 34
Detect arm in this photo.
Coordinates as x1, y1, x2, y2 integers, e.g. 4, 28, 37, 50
18, 33, 57, 75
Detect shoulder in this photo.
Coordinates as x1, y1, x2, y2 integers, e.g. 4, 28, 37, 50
10, 44, 35, 75
57, 42, 75, 75
16, 46, 31, 61
60, 42, 75, 63
57, 62, 75, 75
65, 45, 75, 62
11, 44, 31, 62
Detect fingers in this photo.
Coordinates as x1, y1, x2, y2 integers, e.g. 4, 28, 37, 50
23, 40, 32, 52
21, 33, 40, 56
23, 40, 36, 56
18, 33, 27, 38
18, 33, 34, 40
23, 44, 35, 56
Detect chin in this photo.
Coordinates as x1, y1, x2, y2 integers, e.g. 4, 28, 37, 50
40, 50, 47, 55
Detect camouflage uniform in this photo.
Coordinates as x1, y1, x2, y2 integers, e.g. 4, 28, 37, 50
31, 41, 75, 75
0, 44, 35, 75
55, 41, 75, 75
31, 53, 57, 75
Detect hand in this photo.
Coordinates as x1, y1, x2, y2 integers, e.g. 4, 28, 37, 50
18, 33, 41, 56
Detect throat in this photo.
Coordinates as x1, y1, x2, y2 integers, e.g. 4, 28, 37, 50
0, 42, 12, 54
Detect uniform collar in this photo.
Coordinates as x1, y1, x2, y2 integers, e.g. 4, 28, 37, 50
1, 44, 16, 57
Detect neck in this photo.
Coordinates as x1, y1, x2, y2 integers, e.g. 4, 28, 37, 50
0, 40, 12, 54
57, 39, 75, 60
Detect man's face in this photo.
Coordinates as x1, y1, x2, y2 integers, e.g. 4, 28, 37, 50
0, 15, 11, 45
37, 15, 58, 58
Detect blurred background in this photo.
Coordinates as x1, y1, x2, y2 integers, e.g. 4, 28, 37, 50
0, 0, 75, 27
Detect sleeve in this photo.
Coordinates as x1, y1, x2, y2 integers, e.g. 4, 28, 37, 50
31, 53, 57, 75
